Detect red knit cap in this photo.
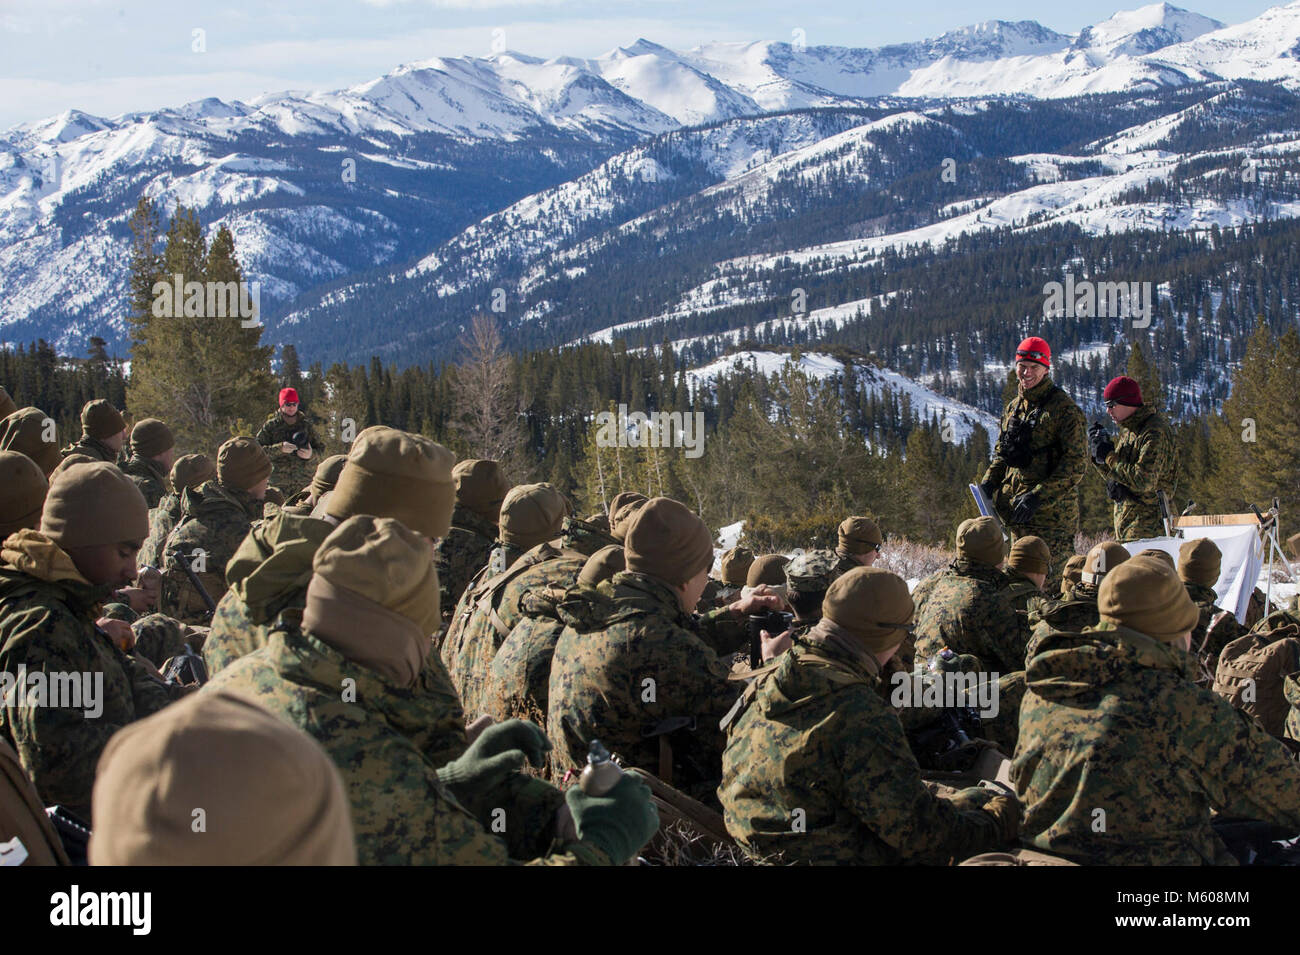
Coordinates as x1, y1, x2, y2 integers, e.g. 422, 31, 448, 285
279, 387, 300, 406
1103, 376, 1142, 407
1015, 337, 1051, 368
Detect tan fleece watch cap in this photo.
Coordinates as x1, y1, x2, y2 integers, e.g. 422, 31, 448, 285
41, 461, 149, 548
130, 418, 174, 458
0, 450, 48, 537
578, 544, 626, 589
624, 497, 713, 586
838, 516, 883, 555
309, 453, 349, 500
822, 566, 916, 653
957, 516, 1006, 567
172, 453, 216, 490
1081, 541, 1130, 586
1008, 536, 1051, 576
608, 491, 650, 542
81, 399, 126, 440
1098, 555, 1200, 643
1177, 538, 1222, 587
217, 436, 272, 491
327, 426, 455, 539
1, 407, 62, 477
89, 690, 356, 865
310, 514, 441, 636
719, 545, 754, 586
453, 458, 511, 520
499, 482, 569, 550
746, 553, 791, 587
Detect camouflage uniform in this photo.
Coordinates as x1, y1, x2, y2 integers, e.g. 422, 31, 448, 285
547, 570, 747, 799
60, 435, 119, 464
912, 559, 1028, 675
981, 377, 1086, 591
999, 567, 1042, 615
442, 542, 578, 718
1093, 405, 1176, 541
255, 409, 325, 499
1026, 584, 1101, 659
1015, 621, 1300, 865
204, 626, 605, 865
0, 533, 172, 820
719, 638, 1004, 864
435, 505, 498, 621
139, 491, 184, 571
442, 518, 616, 719
200, 510, 334, 676
1185, 582, 1245, 683
160, 480, 264, 622
909, 569, 944, 617
486, 581, 615, 725
119, 455, 170, 509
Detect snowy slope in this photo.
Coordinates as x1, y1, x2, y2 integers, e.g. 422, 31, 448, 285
686, 350, 1000, 443
6, 2, 1300, 356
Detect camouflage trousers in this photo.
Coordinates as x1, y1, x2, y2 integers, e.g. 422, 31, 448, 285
1114, 497, 1165, 542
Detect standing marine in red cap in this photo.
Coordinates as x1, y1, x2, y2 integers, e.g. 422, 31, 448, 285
256, 387, 324, 499
977, 337, 1085, 591
1088, 375, 1175, 541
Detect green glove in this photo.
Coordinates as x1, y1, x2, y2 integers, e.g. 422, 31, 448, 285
436, 719, 550, 795
565, 775, 660, 865
980, 794, 1022, 844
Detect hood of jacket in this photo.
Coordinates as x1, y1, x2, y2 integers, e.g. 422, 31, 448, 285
181, 480, 262, 522
226, 511, 334, 625
0, 529, 111, 613
1025, 621, 1187, 702
754, 636, 879, 721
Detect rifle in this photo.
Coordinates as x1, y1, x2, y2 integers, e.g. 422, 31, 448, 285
1157, 490, 1173, 536
169, 547, 216, 621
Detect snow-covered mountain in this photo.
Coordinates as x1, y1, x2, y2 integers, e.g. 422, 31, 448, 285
5, 1, 1300, 359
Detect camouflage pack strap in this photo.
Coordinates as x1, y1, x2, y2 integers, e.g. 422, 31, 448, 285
469, 544, 560, 624
796, 648, 873, 687
719, 663, 779, 732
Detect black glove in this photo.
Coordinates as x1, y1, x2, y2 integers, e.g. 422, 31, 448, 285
1106, 479, 1132, 503
1010, 491, 1041, 524
1088, 423, 1114, 465
977, 479, 998, 501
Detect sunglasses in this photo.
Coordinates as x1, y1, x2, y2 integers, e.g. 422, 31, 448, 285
1104, 400, 1118, 409
1016, 351, 1047, 362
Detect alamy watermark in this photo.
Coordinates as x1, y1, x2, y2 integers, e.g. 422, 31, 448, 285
595, 404, 705, 459
151, 273, 260, 327
1, 666, 103, 718
889, 669, 1000, 718
1042, 274, 1151, 328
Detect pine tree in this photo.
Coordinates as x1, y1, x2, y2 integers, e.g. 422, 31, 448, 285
1125, 339, 1163, 413
1208, 321, 1298, 513
280, 344, 303, 392
126, 204, 274, 453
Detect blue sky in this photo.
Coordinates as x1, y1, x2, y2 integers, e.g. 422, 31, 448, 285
0, 0, 1280, 129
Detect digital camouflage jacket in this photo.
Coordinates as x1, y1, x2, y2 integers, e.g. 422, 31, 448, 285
1015, 622, 1300, 865
719, 637, 1004, 865
204, 626, 603, 866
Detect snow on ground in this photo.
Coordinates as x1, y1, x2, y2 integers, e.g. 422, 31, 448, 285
685, 349, 999, 443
